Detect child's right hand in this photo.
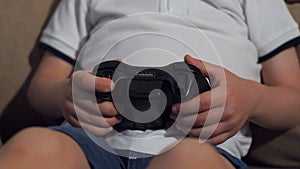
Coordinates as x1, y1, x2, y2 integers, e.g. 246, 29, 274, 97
61, 70, 122, 136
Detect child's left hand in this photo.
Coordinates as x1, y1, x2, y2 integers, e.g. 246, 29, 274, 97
171, 55, 259, 145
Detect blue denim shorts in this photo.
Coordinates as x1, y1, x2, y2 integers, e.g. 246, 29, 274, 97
50, 126, 247, 169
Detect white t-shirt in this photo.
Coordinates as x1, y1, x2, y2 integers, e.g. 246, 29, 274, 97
40, 0, 300, 159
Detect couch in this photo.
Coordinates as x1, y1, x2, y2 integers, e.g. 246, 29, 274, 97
0, 1, 299, 168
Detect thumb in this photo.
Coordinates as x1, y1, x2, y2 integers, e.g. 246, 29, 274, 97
184, 55, 226, 87
184, 54, 222, 77
184, 55, 209, 76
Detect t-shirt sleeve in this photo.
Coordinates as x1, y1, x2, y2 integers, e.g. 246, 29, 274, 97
242, 0, 300, 63
39, 0, 90, 65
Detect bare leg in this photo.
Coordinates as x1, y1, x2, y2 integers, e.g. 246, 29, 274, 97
0, 127, 90, 169
147, 138, 235, 169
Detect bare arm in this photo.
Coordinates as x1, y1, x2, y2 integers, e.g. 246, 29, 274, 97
250, 47, 300, 129
27, 52, 73, 119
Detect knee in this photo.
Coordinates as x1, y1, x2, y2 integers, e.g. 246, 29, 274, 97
5, 127, 67, 159
147, 138, 224, 169
164, 138, 218, 161
1, 127, 90, 169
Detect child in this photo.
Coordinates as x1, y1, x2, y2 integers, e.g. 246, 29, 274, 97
1, 0, 300, 169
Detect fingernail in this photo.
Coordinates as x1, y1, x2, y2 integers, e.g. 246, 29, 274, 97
107, 81, 115, 91
184, 54, 192, 59
172, 105, 179, 114
107, 127, 113, 133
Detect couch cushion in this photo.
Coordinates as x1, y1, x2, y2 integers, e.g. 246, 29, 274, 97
244, 124, 300, 167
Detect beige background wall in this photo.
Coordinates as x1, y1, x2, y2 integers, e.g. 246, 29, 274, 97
0, 0, 56, 114
288, 4, 300, 56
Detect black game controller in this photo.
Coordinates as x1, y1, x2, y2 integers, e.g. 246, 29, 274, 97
93, 60, 210, 131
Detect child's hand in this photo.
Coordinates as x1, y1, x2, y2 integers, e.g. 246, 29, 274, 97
61, 70, 122, 136
171, 55, 259, 145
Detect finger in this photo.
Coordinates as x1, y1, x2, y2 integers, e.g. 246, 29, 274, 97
207, 132, 235, 145
80, 122, 113, 136
73, 104, 122, 128
74, 98, 118, 117
62, 101, 81, 127
72, 70, 114, 93
70, 82, 99, 101
188, 123, 221, 139
98, 101, 119, 117
71, 95, 100, 115
62, 100, 120, 129
64, 107, 116, 137
172, 86, 226, 115
206, 124, 241, 145
176, 107, 224, 128
172, 92, 210, 115
187, 122, 239, 145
